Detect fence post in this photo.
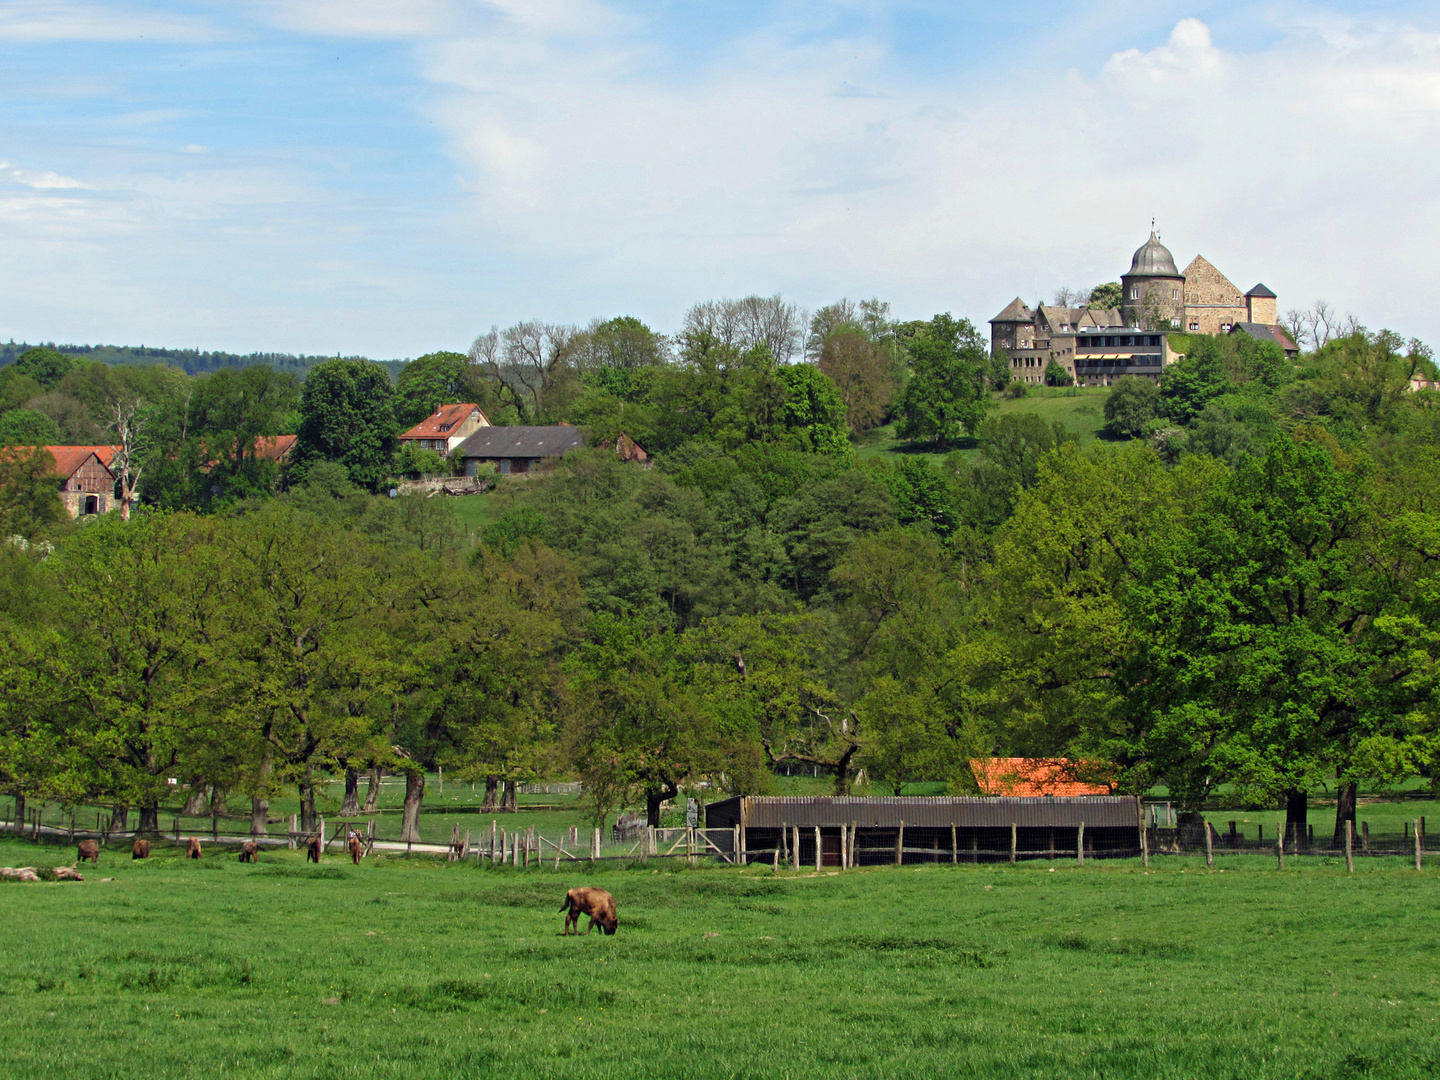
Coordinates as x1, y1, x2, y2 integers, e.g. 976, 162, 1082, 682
1362, 820, 1370, 852
793, 826, 801, 871
1276, 831, 1284, 871
1141, 820, 1148, 868
814, 826, 822, 872
1078, 821, 1086, 867
1205, 822, 1213, 869
641, 827, 649, 865
850, 820, 858, 867
895, 821, 904, 867
1010, 822, 1017, 865
734, 824, 741, 866
1345, 820, 1354, 874
1415, 819, 1423, 871
951, 824, 957, 865
593, 828, 601, 861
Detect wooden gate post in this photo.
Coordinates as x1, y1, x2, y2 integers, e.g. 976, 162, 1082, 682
951, 824, 957, 865
850, 820, 858, 867
894, 821, 905, 867
839, 824, 847, 869
641, 827, 649, 864
1204, 822, 1213, 869
1345, 820, 1354, 874
793, 826, 801, 871
814, 826, 822, 872
1277, 832, 1284, 871
1415, 819, 1423, 871
1010, 822, 1017, 865
734, 824, 741, 866
1078, 821, 1086, 867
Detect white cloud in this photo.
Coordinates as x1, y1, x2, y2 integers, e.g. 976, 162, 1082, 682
0, 162, 90, 189
243, 0, 471, 38
0, 1, 223, 42
410, 11, 1440, 342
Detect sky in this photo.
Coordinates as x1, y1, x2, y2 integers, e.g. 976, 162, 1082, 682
0, 0, 1437, 358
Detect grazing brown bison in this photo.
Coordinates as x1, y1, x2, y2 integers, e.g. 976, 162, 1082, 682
238, 841, 259, 863
348, 833, 363, 865
132, 838, 150, 859
306, 835, 322, 863
560, 887, 618, 936
185, 837, 202, 859
77, 839, 100, 865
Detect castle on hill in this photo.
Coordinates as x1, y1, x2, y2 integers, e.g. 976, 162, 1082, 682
989, 231, 1297, 387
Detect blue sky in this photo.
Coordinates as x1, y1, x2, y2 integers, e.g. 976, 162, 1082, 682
0, 0, 1437, 357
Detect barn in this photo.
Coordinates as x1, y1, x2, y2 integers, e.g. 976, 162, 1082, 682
704, 795, 1144, 866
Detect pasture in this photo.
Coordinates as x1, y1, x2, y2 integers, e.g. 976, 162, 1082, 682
1, 837, 1436, 1079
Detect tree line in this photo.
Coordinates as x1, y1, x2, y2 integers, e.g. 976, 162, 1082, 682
1, 301, 1439, 842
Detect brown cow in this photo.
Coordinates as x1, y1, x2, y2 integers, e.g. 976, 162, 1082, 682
238, 841, 259, 863
348, 833, 363, 865
560, 887, 618, 936
306, 835, 322, 863
185, 837, 202, 859
132, 838, 150, 859
77, 839, 100, 865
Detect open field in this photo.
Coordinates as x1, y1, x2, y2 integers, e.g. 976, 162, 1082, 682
854, 388, 1113, 463
1, 837, 1437, 1079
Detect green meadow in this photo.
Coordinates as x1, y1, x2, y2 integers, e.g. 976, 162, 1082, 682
1, 835, 1437, 1079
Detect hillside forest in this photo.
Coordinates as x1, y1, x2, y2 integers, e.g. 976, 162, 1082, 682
2, 295, 1440, 844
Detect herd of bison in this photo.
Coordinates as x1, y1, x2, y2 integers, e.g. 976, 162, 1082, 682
68, 836, 621, 936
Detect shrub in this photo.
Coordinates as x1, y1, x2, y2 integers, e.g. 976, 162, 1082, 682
1103, 376, 1161, 437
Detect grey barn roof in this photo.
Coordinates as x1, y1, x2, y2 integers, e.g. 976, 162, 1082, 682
706, 795, 1142, 830
1231, 323, 1299, 352
455, 425, 585, 460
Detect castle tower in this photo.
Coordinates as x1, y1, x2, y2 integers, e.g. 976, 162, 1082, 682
1245, 284, 1277, 325
1120, 230, 1185, 330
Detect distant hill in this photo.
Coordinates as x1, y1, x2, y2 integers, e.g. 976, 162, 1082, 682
0, 341, 409, 380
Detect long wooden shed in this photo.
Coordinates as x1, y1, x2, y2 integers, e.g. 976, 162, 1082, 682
704, 795, 1143, 866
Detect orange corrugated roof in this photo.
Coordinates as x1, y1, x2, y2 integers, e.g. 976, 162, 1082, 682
970, 758, 1112, 797
400, 404, 486, 440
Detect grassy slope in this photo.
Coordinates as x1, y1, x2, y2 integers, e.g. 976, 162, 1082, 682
0, 841, 1436, 1079
855, 387, 1112, 464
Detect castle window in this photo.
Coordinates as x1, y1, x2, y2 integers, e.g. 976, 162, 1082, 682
1189, 321, 1200, 331
1172, 289, 1179, 301
1129, 286, 1138, 300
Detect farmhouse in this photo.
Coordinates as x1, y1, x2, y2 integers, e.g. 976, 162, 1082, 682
399, 403, 490, 458
705, 795, 1143, 866
26, 445, 118, 517
456, 425, 585, 476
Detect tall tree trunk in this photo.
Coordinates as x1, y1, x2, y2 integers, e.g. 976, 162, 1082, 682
250, 796, 269, 836
480, 774, 500, 812
340, 768, 360, 816
138, 800, 160, 836
645, 782, 679, 828
13, 792, 25, 833
1284, 788, 1308, 847
299, 776, 318, 835
182, 785, 208, 816
1333, 782, 1358, 848
363, 767, 380, 813
400, 770, 425, 842
109, 803, 128, 834
209, 786, 228, 817
502, 779, 518, 813
833, 744, 859, 796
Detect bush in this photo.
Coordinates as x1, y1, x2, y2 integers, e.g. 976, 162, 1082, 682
1103, 376, 1161, 438
1043, 360, 1074, 387
1003, 381, 1028, 399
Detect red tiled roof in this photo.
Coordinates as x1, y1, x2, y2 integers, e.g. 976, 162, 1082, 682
9, 445, 118, 479
970, 758, 1113, 797
253, 434, 297, 461
400, 404, 486, 440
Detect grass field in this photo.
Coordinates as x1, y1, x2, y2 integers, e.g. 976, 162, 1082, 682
854, 387, 1113, 463
2, 836, 1437, 1079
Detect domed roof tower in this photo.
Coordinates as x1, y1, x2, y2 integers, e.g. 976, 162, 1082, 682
1121, 227, 1185, 329
1127, 231, 1180, 278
